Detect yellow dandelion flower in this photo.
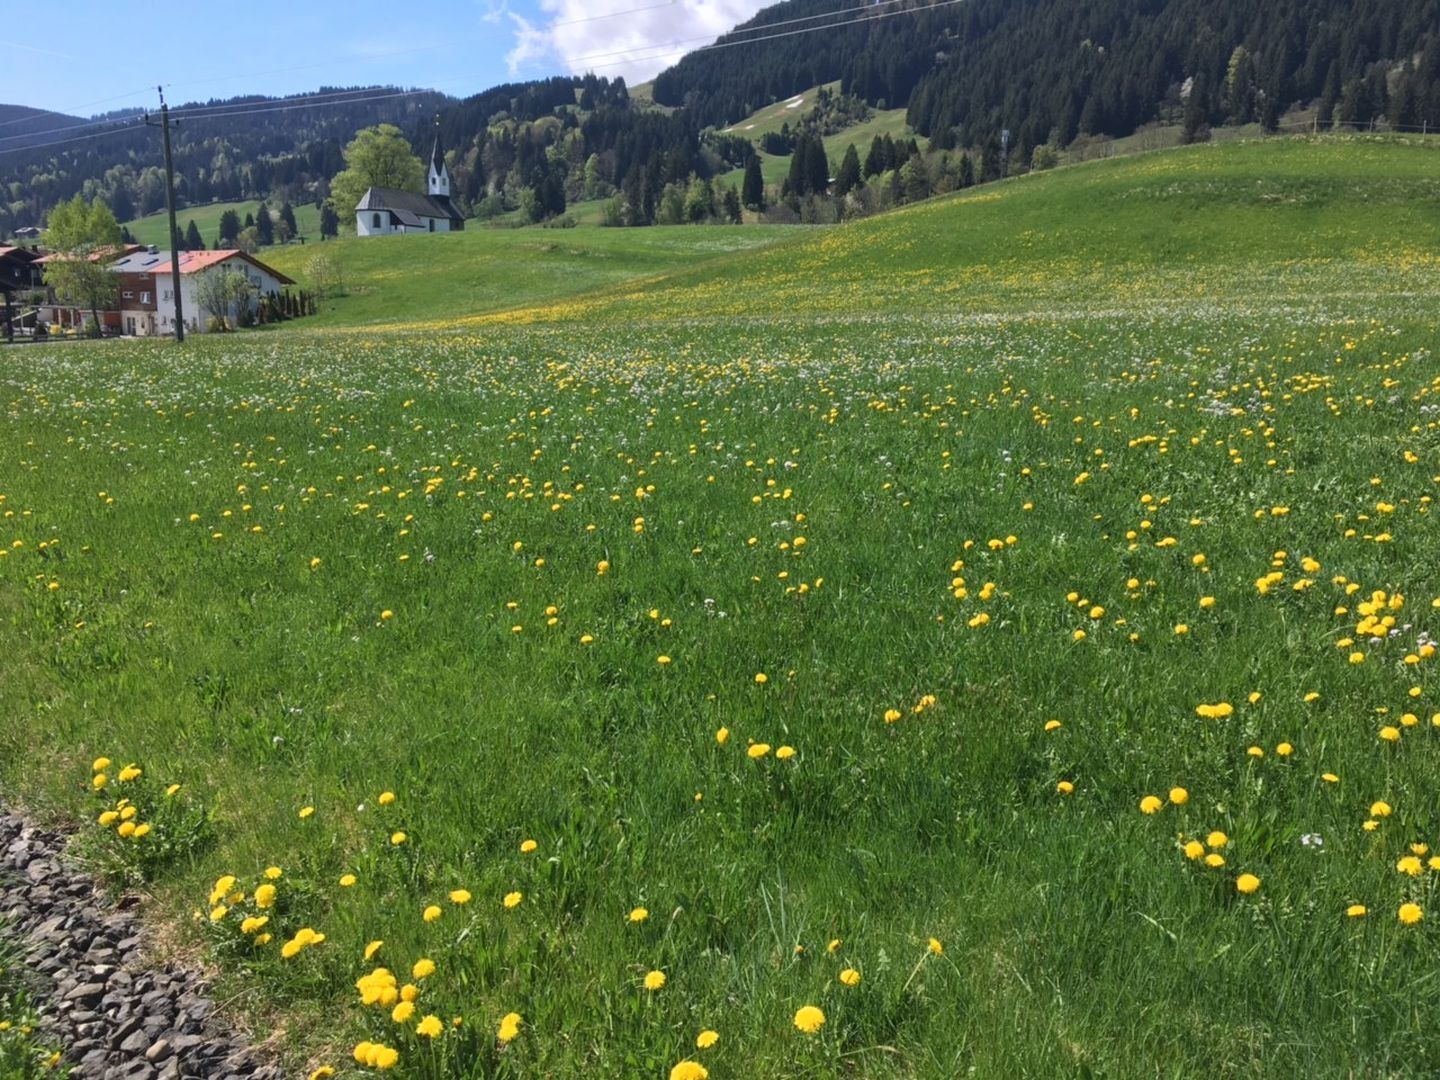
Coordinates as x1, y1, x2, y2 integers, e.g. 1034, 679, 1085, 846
793, 1005, 825, 1034
839, 968, 861, 987
696, 1029, 719, 1049
629, 907, 649, 923
644, 970, 666, 991
497, 1012, 522, 1043
1236, 874, 1261, 895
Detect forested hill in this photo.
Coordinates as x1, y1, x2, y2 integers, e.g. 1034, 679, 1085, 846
1, 89, 452, 237
0, 104, 86, 144
654, 0, 1440, 154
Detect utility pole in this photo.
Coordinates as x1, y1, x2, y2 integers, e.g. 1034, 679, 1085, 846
145, 87, 185, 342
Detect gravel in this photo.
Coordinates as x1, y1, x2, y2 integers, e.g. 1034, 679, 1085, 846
0, 812, 284, 1079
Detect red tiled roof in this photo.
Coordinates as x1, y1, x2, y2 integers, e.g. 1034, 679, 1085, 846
152, 249, 294, 285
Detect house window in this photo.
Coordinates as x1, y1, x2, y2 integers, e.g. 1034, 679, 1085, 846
372, 213, 382, 229
429, 219, 435, 232
122, 291, 133, 299
142, 292, 151, 304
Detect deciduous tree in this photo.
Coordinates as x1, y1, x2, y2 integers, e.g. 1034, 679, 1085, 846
328, 125, 424, 220
43, 195, 122, 337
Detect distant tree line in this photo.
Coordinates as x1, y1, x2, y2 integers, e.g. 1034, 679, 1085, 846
3, 87, 449, 240
654, 0, 1440, 167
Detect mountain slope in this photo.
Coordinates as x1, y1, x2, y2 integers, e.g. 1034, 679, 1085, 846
0, 103, 86, 147
654, 0, 1440, 156
0, 88, 453, 236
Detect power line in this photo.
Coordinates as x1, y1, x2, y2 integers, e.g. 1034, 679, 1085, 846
0, 85, 156, 131
0, 1, 968, 159
544, 0, 950, 70
0, 123, 141, 157
2, 86, 439, 150
555, 0, 679, 26
166, 86, 436, 121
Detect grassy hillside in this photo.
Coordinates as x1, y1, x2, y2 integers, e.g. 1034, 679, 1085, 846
550, 136, 1440, 325
264, 223, 798, 328
124, 199, 321, 249
715, 85, 914, 188
4, 134, 1440, 1078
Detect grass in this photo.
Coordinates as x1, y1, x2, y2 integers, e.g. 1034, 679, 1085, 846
2, 135, 1440, 1078
123, 198, 321, 249
718, 100, 914, 189
262, 223, 798, 328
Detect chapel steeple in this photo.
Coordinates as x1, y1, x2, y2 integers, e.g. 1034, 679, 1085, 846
427, 117, 449, 198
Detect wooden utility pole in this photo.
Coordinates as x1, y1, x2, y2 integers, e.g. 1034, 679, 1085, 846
145, 87, 185, 341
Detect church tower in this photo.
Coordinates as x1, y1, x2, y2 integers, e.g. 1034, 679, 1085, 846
427, 119, 450, 198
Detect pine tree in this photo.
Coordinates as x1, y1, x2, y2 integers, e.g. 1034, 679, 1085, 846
958, 152, 975, 188
320, 205, 340, 240
722, 185, 742, 223
219, 210, 241, 245
806, 137, 830, 195
185, 220, 204, 251
279, 202, 298, 237
786, 134, 812, 197
835, 144, 862, 196
256, 205, 274, 246
742, 156, 765, 210
864, 136, 886, 178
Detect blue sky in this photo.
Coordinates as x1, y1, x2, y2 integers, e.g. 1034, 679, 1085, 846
12, 0, 771, 117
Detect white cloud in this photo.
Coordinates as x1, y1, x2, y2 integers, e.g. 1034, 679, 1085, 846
505, 0, 772, 83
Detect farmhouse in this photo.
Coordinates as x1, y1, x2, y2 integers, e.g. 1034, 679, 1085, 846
29, 246, 294, 336
145, 249, 295, 335
355, 131, 464, 236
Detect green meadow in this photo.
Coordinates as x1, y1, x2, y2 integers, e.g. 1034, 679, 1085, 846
3, 136, 1440, 1078
123, 198, 322, 250
264, 224, 796, 328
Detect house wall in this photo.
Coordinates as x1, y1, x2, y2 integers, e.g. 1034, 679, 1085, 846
156, 260, 292, 334
356, 211, 453, 236
121, 308, 158, 337
357, 210, 391, 237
